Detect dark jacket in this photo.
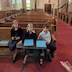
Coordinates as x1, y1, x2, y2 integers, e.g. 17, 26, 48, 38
22, 31, 37, 45
11, 27, 23, 40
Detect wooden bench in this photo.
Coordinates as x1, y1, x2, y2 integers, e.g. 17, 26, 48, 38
16, 11, 56, 32
0, 11, 7, 19
0, 26, 56, 56
0, 11, 56, 32
0, 10, 24, 24
0, 27, 42, 40
0, 27, 10, 55
15, 12, 55, 23
0, 27, 11, 40
68, 13, 72, 25
58, 12, 72, 25
0, 27, 42, 55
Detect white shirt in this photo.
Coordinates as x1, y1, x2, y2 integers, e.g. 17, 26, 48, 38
39, 31, 51, 44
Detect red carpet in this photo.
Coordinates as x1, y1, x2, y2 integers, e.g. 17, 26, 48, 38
0, 20, 72, 72
57, 20, 72, 64
0, 57, 67, 72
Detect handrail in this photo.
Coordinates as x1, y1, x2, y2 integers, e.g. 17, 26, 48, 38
57, 2, 68, 10
56, 1, 72, 10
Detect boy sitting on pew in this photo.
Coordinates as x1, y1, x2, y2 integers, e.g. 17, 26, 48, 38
38, 26, 56, 62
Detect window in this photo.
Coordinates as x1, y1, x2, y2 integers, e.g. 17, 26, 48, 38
12, 0, 16, 4
26, 0, 31, 10
11, 0, 16, 9
16, 0, 22, 9
11, 0, 22, 10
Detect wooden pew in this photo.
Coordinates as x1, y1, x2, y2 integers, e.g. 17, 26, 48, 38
68, 13, 72, 25
0, 21, 56, 32
0, 25, 55, 40
0, 10, 24, 24
0, 11, 56, 56
0, 27, 39, 55
0, 11, 7, 19
0, 25, 56, 56
0, 22, 12, 27
58, 12, 72, 25
0, 11, 56, 32
15, 11, 56, 32
0, 27, 10, 55
15, 12, 55, 23
0, 27, 11, 40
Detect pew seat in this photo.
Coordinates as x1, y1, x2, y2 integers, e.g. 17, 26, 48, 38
0, 40, 9, 55
0, 40, 9, 47
0, 40, 22, 48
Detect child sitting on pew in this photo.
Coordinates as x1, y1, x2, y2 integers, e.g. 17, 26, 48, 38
22, 23, 38, 65
8, 20, 23, 63
38, 26, 56, 62
22, 23, 48, 65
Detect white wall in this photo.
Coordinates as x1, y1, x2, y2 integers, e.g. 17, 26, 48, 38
0, 0, 1, 10
37, 0, 45, 9
36, 0, 58, 10
59, 0, 68, 12
31, 0, 35, 9
0, 0, 72, 12
0, 0, 12, 11
50, 0, 58, 9
22, 0, 26, 9
68, 1, 72, 12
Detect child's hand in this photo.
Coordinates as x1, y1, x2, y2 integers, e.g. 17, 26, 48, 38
11, 37, 15, 40
15, 37, 20, 40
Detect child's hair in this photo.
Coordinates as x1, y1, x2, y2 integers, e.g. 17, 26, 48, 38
11, 20, 18, 28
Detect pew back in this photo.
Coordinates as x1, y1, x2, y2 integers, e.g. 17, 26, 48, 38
0, 27, 52, 40
0, 27, 11, 40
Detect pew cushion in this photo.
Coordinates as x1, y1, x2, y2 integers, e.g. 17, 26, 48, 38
0, 40, 22, 49
0, 40, 9, 46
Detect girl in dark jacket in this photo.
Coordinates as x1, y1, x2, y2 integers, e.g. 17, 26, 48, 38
9, 20, 23, 63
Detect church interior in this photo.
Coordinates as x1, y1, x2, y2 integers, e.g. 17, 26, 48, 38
0, 0, 72, 72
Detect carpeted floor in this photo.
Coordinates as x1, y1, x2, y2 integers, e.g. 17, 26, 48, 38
0, 57, 67, 72
57, 20, 72, 64
0, 20, 72, 72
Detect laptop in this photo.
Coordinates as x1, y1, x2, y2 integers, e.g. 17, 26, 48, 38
36, 40, 46, 49
24, 39, 34, 47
